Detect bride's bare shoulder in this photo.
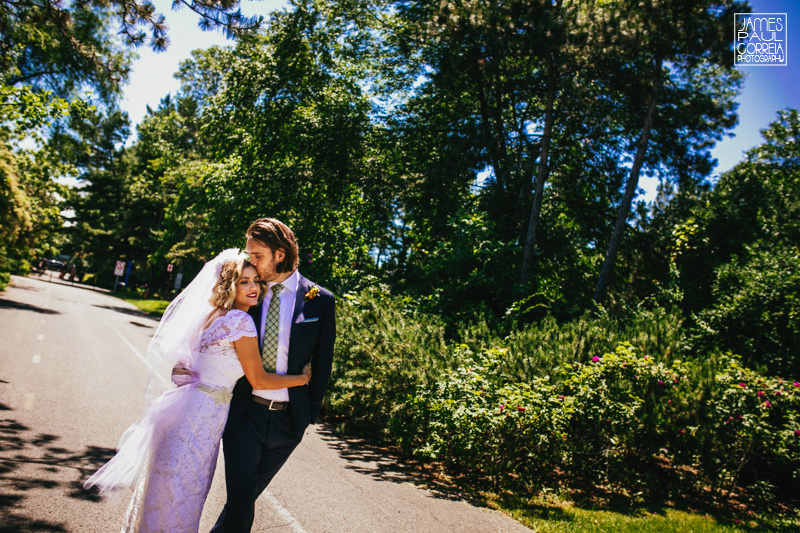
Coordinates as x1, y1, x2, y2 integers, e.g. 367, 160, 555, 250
201, 309, 227, 331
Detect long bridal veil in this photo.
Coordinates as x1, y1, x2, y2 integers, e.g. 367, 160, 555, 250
84, 248, 246, 493
143, 248, 245, 404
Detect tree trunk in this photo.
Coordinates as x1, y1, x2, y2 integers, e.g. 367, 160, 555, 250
519, 63, 557, 284
593, 58, 662, 305
475, 59, 508, 196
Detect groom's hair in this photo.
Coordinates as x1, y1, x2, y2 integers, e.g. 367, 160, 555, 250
246, 218, 299, 273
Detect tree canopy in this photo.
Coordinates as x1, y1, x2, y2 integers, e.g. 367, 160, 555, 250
7, 0, 798, 376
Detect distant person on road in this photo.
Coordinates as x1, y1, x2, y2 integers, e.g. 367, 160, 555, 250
211, 217, 336, 533
84, 249, 311, 532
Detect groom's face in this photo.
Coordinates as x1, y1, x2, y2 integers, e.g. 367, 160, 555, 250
245, 237, 285, 282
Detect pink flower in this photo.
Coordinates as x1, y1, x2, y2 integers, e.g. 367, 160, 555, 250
592, 356, 600, 362
499, 404, 505, 411
758, 391, 764, 397
658, 380, 664, 386
558, 395, 565, 400
794, 382, 799, 387
679, 429, 686, 435
764, 401, 772, 407
739, 382, 747, 388
517, 406, 525, 412
795, 430, 800, 436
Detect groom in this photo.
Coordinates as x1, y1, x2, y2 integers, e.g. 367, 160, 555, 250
211, 217, 336, 532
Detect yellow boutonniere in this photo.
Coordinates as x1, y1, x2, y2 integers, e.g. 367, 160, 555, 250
304, 285, 320, 301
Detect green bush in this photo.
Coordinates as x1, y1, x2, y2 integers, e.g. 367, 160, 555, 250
0, 271, 9, 291
694, 246, 800, 377
408, 346, 568, 490
403, 343, 687, 495
326, 286, 455, 440
560, 343, 688, 494
326, 289, 799, 509
687, 355, 800, 504
460, 306, 684, 384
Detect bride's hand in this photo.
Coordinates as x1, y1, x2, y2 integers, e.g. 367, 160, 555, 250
171, 363, 198, 387
301, 363, 312, 385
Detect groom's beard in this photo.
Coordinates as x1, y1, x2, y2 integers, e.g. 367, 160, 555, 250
257, 260, 280, 282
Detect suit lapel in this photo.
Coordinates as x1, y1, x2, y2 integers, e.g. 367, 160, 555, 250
248, 302, 264, 351
289, 275, 308, 362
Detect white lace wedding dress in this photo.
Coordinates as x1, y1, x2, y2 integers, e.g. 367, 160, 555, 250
117, 309, 255, 532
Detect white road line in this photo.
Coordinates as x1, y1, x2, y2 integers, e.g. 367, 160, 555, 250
111, 328, 170, 389
23, 393, 35, 410
37, 334, 44, 341
261, 491, 307, 533
32, 354, 41, 363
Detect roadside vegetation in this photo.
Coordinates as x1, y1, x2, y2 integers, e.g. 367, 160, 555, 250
122, 296, 170, 318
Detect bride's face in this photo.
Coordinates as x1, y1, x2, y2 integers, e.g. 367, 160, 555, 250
234, 265, 261, 311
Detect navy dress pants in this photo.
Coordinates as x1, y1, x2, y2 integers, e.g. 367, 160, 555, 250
211, 400, 303, 533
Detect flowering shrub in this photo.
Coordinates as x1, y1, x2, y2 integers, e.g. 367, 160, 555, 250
406, 344, 690, 493
560, 343, 688, 492
326, 291, 799, 507
408, 347, 569, 489
690, 355, 800, 502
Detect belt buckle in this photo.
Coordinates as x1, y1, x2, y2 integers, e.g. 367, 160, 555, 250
268, 400, 280, 411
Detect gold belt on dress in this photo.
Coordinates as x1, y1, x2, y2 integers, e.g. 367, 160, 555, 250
196, 383, 233, 406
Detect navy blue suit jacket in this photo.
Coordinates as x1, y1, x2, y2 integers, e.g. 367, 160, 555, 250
222, 273, 336, 438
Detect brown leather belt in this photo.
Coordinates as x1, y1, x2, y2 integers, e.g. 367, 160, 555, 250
251, 396, 289, 411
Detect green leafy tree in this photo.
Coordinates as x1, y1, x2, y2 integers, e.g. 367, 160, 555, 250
383, 0, 588, 280
59, 108, 134, 284
679, 110, 800, 375
165, 5, 389, 290
591, 0, 745, 305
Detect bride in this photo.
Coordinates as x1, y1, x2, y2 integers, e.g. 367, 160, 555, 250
84, 249, 311, 532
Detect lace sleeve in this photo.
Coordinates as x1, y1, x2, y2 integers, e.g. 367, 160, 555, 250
223, 310, 258, 342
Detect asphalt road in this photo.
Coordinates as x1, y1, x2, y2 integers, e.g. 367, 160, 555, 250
0, 273, 531, 533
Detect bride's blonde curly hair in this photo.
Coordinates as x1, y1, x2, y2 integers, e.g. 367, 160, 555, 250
209, 258, 263, 309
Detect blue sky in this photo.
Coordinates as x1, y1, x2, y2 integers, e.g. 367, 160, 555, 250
122, 0, 800, 200
122, 0, 287, 125
713, 0, 799, 173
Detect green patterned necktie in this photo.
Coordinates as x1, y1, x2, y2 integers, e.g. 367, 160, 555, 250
261, 283, 284, 372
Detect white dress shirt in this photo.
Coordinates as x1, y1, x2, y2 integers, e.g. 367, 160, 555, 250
252, 270, 299, 402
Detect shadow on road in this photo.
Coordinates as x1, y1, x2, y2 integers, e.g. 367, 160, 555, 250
22, 273, 108, 295
0, 299, 61, 315
315, 423, 477, 504
92, 304, 154, 321
0, 416, 116, 532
